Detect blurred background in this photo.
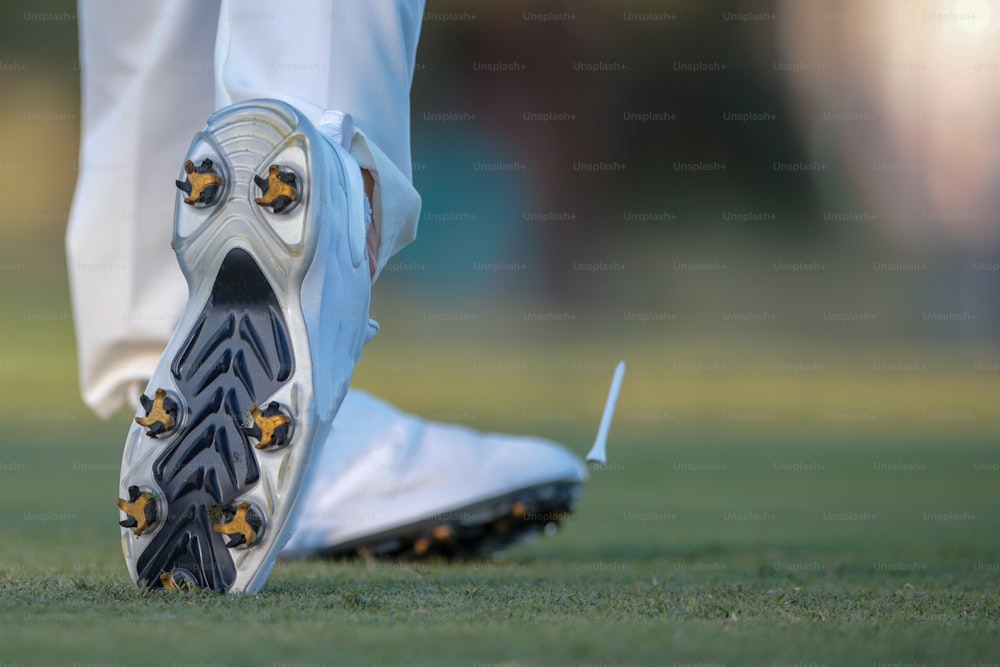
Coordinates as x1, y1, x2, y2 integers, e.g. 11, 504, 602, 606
1, 0, 998, 467
1, 7, 998, 662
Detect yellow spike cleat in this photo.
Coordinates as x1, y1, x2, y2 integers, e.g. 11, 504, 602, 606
158, 570, 196, 592
175, 158, 222, 206
159, 572, 180, 591
253, 165, 298, 213
246, 402, 292, 449
117, 486, 157, 537
413, 537, 430, 555
432, 524, 453, 541
213, 502, 262, 548
134, 388, 178, 437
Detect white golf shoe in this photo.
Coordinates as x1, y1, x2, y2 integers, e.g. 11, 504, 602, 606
281, 389, 589, 560
117, 99, 374, 593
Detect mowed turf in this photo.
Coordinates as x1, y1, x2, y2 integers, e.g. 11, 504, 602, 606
1, 411, 997, 666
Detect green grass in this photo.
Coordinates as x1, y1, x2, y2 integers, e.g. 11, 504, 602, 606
1, 289, 998, 665
4, 23, 998, 664
2, 412, 998, 666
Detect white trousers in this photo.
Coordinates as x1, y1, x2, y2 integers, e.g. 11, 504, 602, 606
67, 0, 424, 418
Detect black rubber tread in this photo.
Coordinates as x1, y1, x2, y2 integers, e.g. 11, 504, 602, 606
135, 248, 293, 591
314, 481, 582, 561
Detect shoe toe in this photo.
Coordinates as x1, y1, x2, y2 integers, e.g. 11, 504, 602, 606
468, 431, 589, 489
282, 392, 588, 556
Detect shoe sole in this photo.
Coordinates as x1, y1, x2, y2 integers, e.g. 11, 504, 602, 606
118, 100, 352, 594
307, 481, 583, 561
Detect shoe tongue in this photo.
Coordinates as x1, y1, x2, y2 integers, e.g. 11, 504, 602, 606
586, 360, 625, 466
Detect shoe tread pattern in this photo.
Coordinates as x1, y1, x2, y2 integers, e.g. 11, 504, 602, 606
135, 248, 293, 591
